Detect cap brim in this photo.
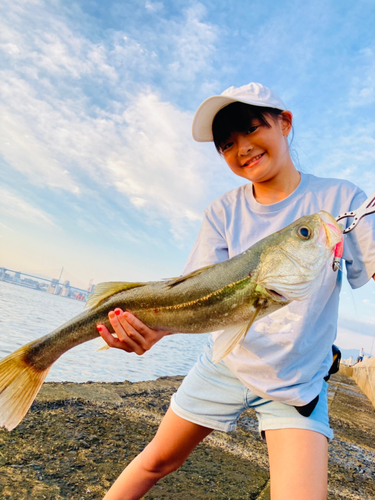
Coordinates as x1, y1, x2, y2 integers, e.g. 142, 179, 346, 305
192, 95, 284, 142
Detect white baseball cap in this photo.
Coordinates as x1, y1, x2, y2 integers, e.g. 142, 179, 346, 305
192, 82, 286, 142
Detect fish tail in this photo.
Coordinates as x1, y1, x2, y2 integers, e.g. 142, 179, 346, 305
0, 347, 50, 431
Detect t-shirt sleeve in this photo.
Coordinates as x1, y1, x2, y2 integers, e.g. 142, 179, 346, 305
343, 189, 375, 288
182, 209, 229, 275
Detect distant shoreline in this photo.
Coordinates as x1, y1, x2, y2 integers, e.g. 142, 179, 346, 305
0, 278, 86, 301
0, 269, 90, 302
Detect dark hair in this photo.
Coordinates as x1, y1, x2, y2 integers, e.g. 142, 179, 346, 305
212, 102, 288, 154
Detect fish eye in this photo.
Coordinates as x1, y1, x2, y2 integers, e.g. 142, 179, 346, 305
296, 225, 312, 240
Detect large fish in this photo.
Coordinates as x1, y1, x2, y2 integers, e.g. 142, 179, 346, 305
0, 211, 342, 431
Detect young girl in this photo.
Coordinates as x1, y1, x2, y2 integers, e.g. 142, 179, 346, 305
97, 83, 375, 500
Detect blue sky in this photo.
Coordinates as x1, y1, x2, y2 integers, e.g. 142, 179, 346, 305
1, 0, 375, 357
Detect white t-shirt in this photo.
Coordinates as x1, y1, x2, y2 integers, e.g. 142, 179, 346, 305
183, 173, 375, 406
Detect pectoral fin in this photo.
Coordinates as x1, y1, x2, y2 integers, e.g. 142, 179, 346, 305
85, 282, 146, 309
212, 304, 263, 364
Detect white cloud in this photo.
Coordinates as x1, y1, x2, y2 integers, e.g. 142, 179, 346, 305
165, 4, 218, 82
0, 43, 20, 55
336, 326, 374, 353
106, 91, 217, 240
298, 122, 375, 189
0, 77, 218, 238
0, 7, 117, 81
145, 1, 163, 13
348, 47, 375, 108
130, 197, 148, 208
0, 62, 220, 239
0, 80, 81, 193
0, 188, 55, 226
0, 0, 223, 243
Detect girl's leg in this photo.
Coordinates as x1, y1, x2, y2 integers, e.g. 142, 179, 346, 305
265, 428, 328, 500
103, 407, 213, 500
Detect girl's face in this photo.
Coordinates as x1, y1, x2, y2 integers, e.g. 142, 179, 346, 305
220, 111, 293, 185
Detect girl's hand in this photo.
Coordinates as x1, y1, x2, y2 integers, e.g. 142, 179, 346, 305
97, 309, 171, 355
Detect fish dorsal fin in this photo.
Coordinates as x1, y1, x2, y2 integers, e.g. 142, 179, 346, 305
165, 264, 216, 288
212, 303, 263, 364
85, 282, 146, 309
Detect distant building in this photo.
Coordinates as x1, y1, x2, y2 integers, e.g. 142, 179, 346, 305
342, 356, 353, 366
61, 280, 71, 297
22, 278, 39, 289
47, 278, 59, 294
0, 267, 92, 302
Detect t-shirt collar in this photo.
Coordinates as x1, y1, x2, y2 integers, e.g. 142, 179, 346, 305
246, 172, 308, 213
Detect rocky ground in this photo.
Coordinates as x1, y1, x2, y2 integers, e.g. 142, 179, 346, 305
0, 373, 374, 500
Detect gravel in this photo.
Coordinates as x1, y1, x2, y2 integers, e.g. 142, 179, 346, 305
0, 373, 374, 499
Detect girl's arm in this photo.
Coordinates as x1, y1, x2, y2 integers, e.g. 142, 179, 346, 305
97, 309, 172, 355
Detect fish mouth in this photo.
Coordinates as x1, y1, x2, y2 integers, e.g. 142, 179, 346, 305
318, 211, 343, 248
266, 288, 288, 302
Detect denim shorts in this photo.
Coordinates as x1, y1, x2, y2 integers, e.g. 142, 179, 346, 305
171, 340, 333, 440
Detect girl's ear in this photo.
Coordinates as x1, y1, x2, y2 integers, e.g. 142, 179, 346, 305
280, 110, 293, 136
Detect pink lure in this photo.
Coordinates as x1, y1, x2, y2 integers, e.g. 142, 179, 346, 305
331, 225, 344, 271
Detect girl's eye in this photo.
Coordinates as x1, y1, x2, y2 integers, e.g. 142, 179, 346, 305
246, 126, 258, 134
222, 142, 234, 152
296, 226, 312, 240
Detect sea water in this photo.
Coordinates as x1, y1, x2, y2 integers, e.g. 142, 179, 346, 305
0, 280, 209, 383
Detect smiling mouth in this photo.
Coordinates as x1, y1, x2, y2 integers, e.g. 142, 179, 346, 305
242, 153, 264, 168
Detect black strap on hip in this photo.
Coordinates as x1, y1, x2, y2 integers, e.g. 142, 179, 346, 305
293, 345, 341, 418
294, 394, 319, 417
